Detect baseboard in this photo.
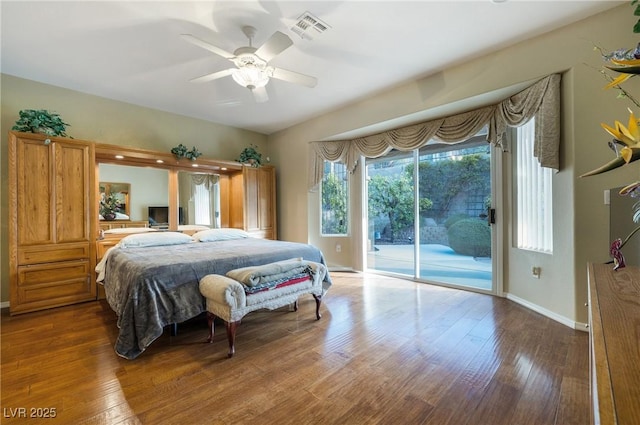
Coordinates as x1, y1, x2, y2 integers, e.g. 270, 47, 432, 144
328, 266, 357, 272
505, 293, 588, 333
0, 300, 9, 309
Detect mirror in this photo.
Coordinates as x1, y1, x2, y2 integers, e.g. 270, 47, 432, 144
99, 182, 130, 217
610, 185, 640, 266
98, 163, 169, 222
178, 171, 221, 228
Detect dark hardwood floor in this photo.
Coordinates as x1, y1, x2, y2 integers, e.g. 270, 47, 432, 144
1, 272, 589, 425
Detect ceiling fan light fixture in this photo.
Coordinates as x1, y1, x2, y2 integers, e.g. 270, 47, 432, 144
182, 26, 316, 100
231, 65, 272, 89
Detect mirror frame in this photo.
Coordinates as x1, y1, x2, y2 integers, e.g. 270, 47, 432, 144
94, 142, 242, 231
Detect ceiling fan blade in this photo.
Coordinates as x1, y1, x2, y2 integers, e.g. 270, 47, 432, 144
181, 34, 235, 59
255, 31, 293, 62
251, 86, 269, 103
271, 67, 317, 88
189, 68, 233, 83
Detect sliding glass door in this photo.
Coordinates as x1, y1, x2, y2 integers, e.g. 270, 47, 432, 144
366, 153, 415, 276
366, 135, 494, 292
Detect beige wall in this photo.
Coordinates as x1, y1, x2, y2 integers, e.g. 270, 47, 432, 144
268, 5, 638, 325
0, 75, 267, 303
1, 6, 637, 326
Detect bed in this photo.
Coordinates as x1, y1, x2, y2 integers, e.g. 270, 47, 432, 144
96, 230, 332, 359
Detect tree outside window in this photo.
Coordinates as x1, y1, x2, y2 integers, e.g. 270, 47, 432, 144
321, 161, 348, 235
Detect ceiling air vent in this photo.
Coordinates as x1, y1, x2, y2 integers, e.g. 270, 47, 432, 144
291, 11, 330, 40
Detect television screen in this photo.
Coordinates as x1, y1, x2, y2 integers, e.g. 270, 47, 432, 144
148, 206, 184, 226
148, 206, 168, 226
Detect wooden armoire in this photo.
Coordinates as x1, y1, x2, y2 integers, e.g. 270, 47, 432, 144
229, 166, 277, 240
8, 132, 278, 315
8, 132, 96, 314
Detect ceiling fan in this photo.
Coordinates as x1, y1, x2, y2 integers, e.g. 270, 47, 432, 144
181, 26, 317, 103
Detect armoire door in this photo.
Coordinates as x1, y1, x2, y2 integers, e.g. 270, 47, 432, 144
9, 132, 96, 314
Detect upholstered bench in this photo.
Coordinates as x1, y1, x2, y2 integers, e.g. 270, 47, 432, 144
199, 258, 326, 357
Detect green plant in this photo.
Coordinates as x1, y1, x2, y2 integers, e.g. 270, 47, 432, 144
171, 144, 201, 161
582, 2, 640, 269
633, 0, 640, 33
237, 144, 262, 167
367, 173, 430, 243
405, 151, 490, 221
99, 194, 121, 219
321, 172, 348, 234
447, 218, 491, 257
12, 109, 70, 137
444, 213, 469, 229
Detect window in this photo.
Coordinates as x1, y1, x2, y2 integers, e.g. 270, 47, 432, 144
321, 161, 348, 235
190, 175, 220, 228
193, 183, 211, 225
515, 118, 553, 253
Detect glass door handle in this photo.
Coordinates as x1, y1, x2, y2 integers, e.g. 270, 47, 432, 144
487, 208, 496, 226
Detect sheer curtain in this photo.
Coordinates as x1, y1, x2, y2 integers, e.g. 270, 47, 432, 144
309, 74, 561, 190
190, 174, 220, 228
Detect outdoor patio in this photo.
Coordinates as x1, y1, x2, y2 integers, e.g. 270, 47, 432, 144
367, 243, 492, 290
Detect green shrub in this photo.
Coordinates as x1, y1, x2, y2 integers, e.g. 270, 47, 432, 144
444, 213, 469, 229
447, 218, 491, 257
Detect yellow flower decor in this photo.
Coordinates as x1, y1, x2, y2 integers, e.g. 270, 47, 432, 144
580, 109, 640, 177
604, 58, 638, 87
582, 2, 640, 270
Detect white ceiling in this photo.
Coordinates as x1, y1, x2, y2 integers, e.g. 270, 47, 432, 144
1, 1, 623, 135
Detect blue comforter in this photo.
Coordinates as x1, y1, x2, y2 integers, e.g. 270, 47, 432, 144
100, 238, 331, 359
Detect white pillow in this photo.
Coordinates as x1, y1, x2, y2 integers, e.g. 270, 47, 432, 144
178, 225, 210, 231
119, 232, 194, 248
104, 227, 158, 234
115, 212, 130, 220
192, 228, 250, 242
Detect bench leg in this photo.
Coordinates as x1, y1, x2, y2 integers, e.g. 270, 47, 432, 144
206, 312, 215, 343
226, 321, 239, 358
313, 294, 322, 320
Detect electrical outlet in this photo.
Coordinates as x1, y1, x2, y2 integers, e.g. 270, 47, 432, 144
532, 267, 541, 279
335, 244, 341, 253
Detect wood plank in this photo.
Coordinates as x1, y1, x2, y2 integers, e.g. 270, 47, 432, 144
0, 272, 588, 424
588, 263, 640, 425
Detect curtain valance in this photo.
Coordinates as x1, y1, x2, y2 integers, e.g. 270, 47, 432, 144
309, 73, 561, 191
190, 173, 219, 190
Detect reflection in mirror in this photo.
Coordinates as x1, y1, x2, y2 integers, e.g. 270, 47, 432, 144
98, 163, 169, 222
610, 185, 640, 266
99, 182, 131, 217
178, 171, 221, 228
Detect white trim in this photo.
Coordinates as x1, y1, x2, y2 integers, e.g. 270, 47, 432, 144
0, 301, 10, 309
575, 322, 590, 332
413, 149, 420, 278
491, 144, 503, 296
328, 266, 356, 272
506, 293, 588, 332
355, 155, 367, 272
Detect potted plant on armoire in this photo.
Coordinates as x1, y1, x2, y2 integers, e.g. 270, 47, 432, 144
8, 115, 96, 314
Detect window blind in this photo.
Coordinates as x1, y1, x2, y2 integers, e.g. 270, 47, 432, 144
516, 118, 553, 253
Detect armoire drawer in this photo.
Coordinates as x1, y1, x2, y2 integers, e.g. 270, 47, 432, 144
16, 259, 92, 307
18, 242, 90, 265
